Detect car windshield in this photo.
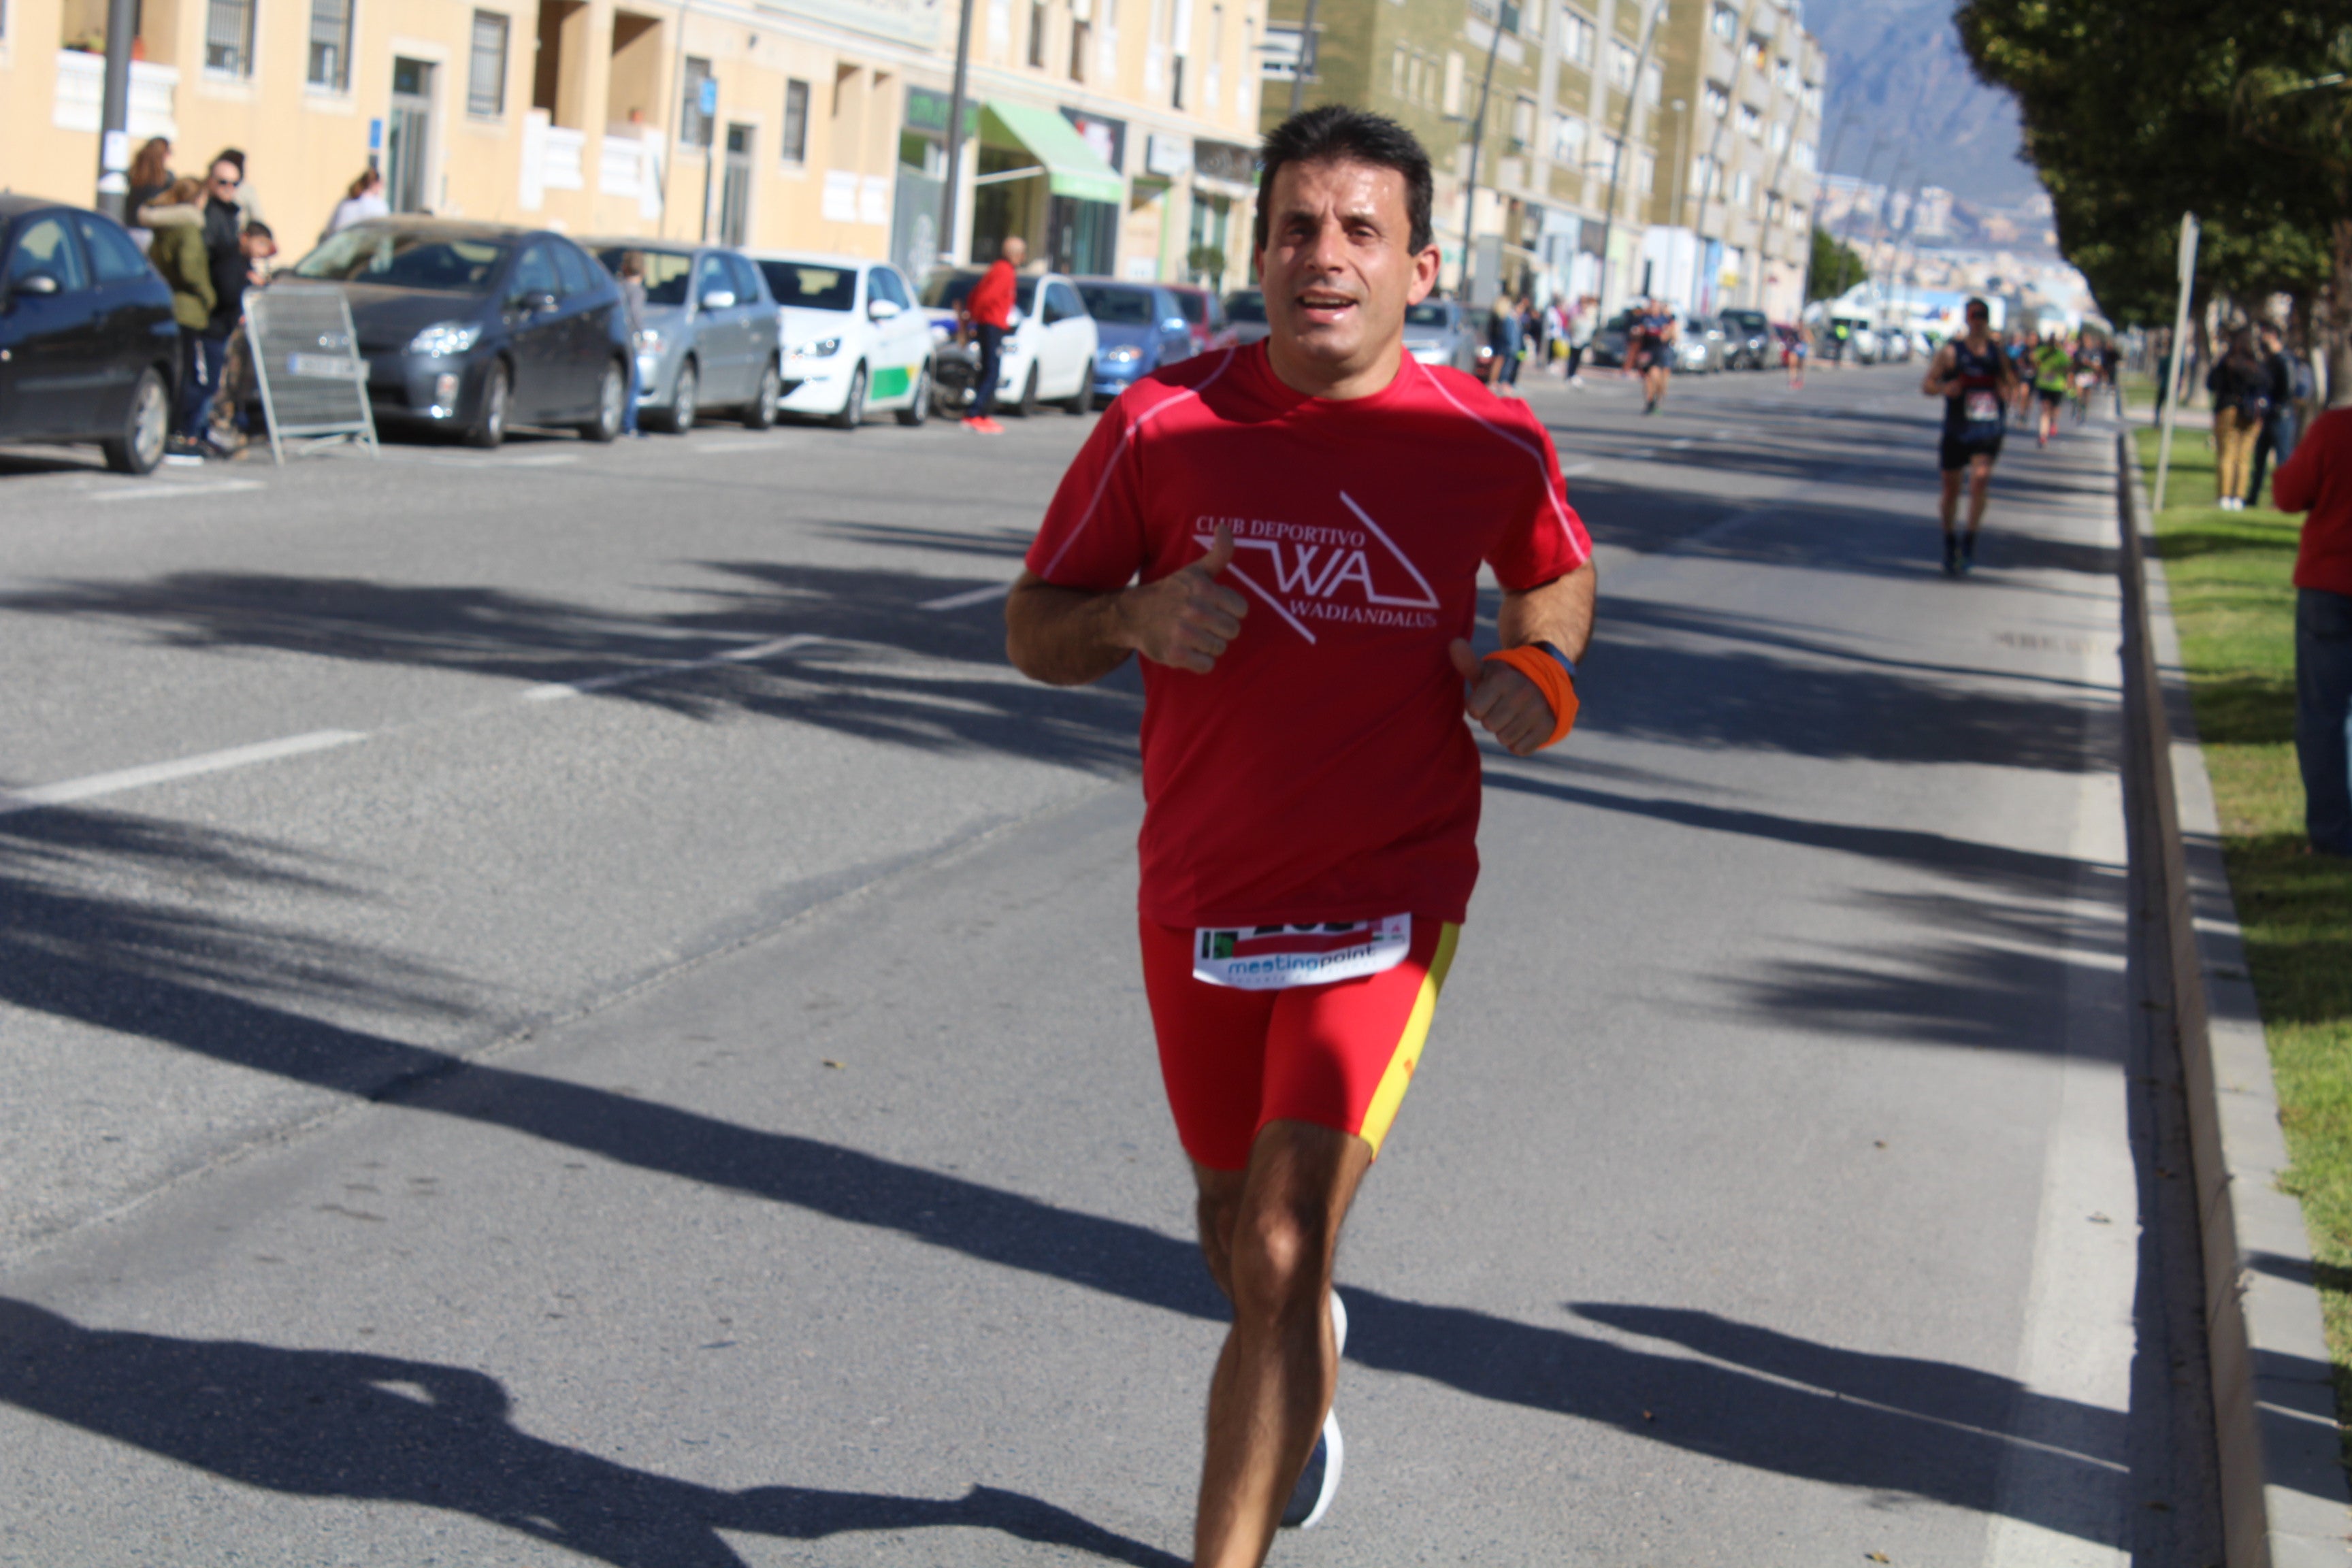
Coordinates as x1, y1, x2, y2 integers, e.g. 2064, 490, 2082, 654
1722, 310, 1767, 329
1605, 310, 1634, 330
758, 261, 857, 310
1224, 291, 1267, 323
294, 228, 509, 292
1167, 291, 1206, 326
920, 270, 1041, 312
1403, 303, 1453, 328
1078, 285, 1154, 323
595, 248, 694, 306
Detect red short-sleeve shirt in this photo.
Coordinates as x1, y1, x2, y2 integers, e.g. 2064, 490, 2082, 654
1025, 341, 1592, 929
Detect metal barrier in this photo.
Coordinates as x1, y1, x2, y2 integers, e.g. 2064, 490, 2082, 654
248, 284, 378, 465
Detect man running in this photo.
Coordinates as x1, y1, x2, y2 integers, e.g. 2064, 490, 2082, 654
1633, 296, 1678, 413
1004, 105, 1595, 1567
2031, 333, 2072, 446
1923, 296, 2017, 576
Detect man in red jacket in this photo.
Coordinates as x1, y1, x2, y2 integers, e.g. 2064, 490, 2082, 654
960, 235, 1024, 433
2269, 402, 2352, 855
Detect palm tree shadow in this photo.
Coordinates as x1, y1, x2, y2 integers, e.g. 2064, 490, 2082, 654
0, 1298, 1185, 1568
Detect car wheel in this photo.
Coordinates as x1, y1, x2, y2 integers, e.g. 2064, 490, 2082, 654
1063, 373, 1094, 415
661, 361, 699, 434
103, 367, 171, 475
830, 363, 867, 429
894, 362, 930, 426
1012, 362, 1039, 417
465, 361, 510, 449
745, 359, 780, 429
580, 357, 625, 443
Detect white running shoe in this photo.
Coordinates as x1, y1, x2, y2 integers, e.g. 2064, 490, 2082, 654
1280, 1291, 1348, 1530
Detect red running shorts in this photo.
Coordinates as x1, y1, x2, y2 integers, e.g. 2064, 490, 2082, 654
1138, 915, 1461, 1172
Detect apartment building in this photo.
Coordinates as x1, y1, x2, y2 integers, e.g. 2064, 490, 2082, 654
1639, 0, 1820, 319
1262, 0, 1675, 314
0, 0, 1265, 283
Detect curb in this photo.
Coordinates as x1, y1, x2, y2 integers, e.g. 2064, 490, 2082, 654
2116, 430, 2351, 1565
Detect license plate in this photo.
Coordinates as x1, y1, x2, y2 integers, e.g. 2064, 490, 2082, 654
287, 353, 363, 379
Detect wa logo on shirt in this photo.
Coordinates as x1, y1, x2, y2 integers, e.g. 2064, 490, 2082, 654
1194, 491, 1439, 644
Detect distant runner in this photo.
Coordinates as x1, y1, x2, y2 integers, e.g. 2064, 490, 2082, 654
1005, 105, 1595, 1567
2031, 334, 2072, 446
1923, 297, 2018, 576
1632, 298, 1678, 414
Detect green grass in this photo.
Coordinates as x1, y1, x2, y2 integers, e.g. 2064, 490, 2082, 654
2136, 426, 2352, 1454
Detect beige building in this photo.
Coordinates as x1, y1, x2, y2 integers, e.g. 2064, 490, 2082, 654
1639, 0, 1821, 319
1261, 0, 1678, 314
0, 0, 1264, 282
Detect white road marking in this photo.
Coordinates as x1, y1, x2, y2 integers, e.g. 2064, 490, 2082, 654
1668, 436, 1695, 449
1, 730, 368, 815
683, 439, 783, 454
88, 480, 266, 502
520, 633, 823, 702
500, 454, 580, 468
919, 582, 1015, 611
1560, 461, 1595, 476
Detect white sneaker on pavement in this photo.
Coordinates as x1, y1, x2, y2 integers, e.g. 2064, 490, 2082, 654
1279, 1290, 1348, 1530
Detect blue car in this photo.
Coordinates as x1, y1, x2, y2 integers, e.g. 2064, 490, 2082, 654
1076, 280, 1194, 398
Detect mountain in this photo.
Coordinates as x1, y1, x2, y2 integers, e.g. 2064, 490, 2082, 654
1801, 0, 2042, 208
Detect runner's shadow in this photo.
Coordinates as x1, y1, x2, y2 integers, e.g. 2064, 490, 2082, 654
0, 1298, 1184, 1568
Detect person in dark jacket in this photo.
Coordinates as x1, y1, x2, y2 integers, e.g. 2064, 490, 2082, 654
180, 157, 248, 442
2249, 324, 2301, 508
2206, 329, 2270, 510
2270, 404, 2352, 855
143, 176, 218, 455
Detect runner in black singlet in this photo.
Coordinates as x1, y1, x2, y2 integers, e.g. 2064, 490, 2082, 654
1921, 297, 2017, 576
1633, 299, 1678, 414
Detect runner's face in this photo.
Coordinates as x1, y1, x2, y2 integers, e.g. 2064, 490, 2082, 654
1257, 159, 1438, 388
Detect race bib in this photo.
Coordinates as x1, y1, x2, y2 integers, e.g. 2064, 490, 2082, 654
1193, 915, 1411, 990
1965, 390, 2001, 423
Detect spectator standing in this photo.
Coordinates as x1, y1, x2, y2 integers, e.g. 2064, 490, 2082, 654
203, 220, 278, 455
960, 235, 1022, 434
142, 176, 217, 455
2206, 328, 2271, 510
321, 169, 389, 242
1569, 295, 1595, 386
2248, 324, 2302, 508
125, 137, 174, 250
615, 250, 649, 437
1488, 291, 1524, 390
2269, 404, 2352, 857
173, 157, 248, 445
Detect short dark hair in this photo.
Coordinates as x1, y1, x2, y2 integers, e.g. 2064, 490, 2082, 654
242, 219, 273, 241
213, 147, 248, 172
1254, 105, 1435, 257
1963, 296, 1990, 318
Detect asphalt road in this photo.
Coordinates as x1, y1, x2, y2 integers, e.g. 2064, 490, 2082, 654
0, 362, 2221, 1565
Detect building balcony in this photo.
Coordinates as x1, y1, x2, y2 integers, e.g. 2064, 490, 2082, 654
53, 50, 180, 138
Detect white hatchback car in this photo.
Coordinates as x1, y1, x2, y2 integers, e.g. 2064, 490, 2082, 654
742, 250, 936, 427
918, 267, 1100, 415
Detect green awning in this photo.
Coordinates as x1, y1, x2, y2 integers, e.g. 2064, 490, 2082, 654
981, 101, 1126, 205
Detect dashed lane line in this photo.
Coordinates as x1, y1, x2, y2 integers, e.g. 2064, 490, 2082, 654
3, 637, 830, 813
919, 582, 1015, 611
88, 480, 267, 502
1, 730, 368, 815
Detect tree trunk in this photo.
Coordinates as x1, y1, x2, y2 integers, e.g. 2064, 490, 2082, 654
2328, 217, 2352, 406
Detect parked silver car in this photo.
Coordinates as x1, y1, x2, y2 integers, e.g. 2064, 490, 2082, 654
1224, 288, 1271, 346
586, 241, 782, 432
1401, 298, 1483, 372
1673, 315, 1728, 374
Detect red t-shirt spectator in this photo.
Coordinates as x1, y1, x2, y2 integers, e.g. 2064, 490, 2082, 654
1025, 340, 1592, 930
966, 259, 1016, 330
2271, 406, 2352, 598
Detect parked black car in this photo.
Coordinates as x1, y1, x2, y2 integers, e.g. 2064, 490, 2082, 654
289, 218, 629, 448
0, 195, 177, 474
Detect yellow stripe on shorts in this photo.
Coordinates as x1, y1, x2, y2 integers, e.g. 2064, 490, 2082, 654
1358, 922, 1460, 1156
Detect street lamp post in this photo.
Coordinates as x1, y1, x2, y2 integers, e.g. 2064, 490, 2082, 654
1455, 3, 1507, 301
1288, 0, 1320, 114
93, 0, 138, 218
1594, 0, 1662, 314
937, 0, 979, 265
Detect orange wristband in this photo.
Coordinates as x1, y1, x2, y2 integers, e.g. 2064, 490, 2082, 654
1482, 645, 1579, 749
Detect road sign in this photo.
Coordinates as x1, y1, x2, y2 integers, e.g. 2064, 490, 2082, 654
368, 117, 383, 151
247, 285, 379, 466
699, 78, 718, 116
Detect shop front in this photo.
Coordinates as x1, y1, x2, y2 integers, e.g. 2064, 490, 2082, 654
972, 101, 1125, 276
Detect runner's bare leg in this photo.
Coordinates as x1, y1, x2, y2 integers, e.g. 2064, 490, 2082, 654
1967, 454, 1994, 532
1190, 1120, 1372, 1568
1938, 468, 1963, 536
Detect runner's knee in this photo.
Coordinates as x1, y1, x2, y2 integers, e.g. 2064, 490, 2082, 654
1228, 1199, 1334, 1321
